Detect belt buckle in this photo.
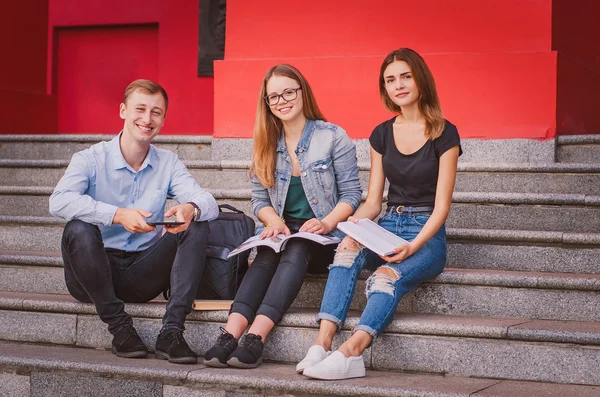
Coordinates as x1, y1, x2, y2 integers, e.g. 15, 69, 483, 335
394, 206, 408, 214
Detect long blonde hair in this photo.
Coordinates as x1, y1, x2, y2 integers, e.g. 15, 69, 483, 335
379, 48, 445, 139
250, 64, 326, 187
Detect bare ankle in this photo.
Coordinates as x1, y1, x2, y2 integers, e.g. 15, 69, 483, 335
338, 344, 363, 358
314, 338, 332, 352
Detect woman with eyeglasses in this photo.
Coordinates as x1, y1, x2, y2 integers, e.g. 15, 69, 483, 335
298, 48, 462, 380
203, 64, 362, 369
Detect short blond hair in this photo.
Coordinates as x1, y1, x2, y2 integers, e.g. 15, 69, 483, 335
123, 79, 169, 111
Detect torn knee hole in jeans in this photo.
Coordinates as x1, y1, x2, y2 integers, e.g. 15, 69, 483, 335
365, 266, 401, 297
328, 243, 361, 269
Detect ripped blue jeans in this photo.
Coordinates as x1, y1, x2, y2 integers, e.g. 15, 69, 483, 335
316, 210, 447, 342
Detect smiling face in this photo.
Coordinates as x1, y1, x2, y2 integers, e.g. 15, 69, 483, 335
383, 60, 420, 110
265, 75, 305, 123
119, 89, 166, 145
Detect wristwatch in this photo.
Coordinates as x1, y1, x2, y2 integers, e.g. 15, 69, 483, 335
187, 202, 201, 221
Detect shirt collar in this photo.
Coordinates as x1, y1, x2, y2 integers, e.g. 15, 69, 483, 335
111, 131, 157, 172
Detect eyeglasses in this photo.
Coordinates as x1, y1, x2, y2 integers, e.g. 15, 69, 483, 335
264, 88, 301, 106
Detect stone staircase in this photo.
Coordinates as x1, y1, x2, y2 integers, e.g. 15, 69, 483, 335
1, 134, 600, 396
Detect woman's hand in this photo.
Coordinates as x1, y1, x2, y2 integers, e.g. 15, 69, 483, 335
381, 242, 417, 263
299, 218, 330, 234
260, 218, 291, 238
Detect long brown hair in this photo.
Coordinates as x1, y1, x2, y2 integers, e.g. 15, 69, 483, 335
379, 48, 445, 139
250, 64, 326, 187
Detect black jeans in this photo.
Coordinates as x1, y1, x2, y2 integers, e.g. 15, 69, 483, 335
230, 219, 335, 324
61, 220, 209, 334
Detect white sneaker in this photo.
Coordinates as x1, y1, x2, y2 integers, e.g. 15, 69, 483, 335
296, 345, 331, 373
302, 351, 366, 380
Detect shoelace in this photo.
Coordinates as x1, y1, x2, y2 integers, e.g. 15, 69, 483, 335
217, 326, 237, 349
240, 333, 262, 349
164, 330, 187, 348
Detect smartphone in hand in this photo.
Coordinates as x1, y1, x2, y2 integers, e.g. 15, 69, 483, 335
147, 221, 184, 227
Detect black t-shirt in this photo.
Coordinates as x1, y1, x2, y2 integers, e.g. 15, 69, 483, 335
369, 117, 462, 207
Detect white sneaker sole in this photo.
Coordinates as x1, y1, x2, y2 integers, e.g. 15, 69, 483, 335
303, 368, 366, 380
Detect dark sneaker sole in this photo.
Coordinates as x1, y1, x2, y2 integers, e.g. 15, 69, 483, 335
155, 350, 198, 364
111, 346, 148, 359
226, 356, 262, 369
203, 357, 228, 368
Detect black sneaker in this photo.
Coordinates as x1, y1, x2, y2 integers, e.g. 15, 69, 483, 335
111, 325, 148, 358
203, 327, 238, 368
155, 329, 198, 364
226, 333, 264, 369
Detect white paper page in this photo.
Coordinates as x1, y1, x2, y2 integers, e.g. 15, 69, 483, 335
228, 234, 286, 258
337, 219, 408, 256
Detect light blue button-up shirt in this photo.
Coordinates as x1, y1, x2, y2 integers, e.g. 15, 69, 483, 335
49, 132, 219, 251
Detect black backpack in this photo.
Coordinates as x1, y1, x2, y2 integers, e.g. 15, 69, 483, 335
196, 204, 255, 299
163, 204, 255, 301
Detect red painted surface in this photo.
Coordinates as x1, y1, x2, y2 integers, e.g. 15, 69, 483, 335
556, 54, 600, 135
225, 0, 552, 58
3, 0, 596, 137
0, 0, 57, 134
215, 0, 559, 139
552, 0, 600, 74
553, 0, 600, 135
215, 53, 557, 139
48, 0, 213, 134
56, 26, 159, 133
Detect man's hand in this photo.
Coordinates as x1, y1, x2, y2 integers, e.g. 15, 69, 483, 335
113, 208, 155, 233
163, 203, 195, 234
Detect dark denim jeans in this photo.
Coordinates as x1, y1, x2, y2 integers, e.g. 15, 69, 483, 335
230, 218, 335, 324
61, 220, 209, 334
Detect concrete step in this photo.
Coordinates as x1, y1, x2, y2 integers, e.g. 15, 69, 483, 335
1, 291, 600, 386
2, 251, 600, 321
0, 134, 212, 161
557, 134, 600, 164
3, 160, 600, 195
12, 217, 600, 275
3, 186, 600, 233
1, 216, 599, 275
4, 343, 600, 397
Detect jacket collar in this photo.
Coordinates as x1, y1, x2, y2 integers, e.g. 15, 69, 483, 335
276, 119, 315, 153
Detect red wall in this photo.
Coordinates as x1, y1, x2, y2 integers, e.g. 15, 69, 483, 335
215, 0, 558, 139
0, 0, 57, 134
48, 0, 214, 134
553, 0, 600, 135
55, 25, 159, 133
225, 0, 552, 58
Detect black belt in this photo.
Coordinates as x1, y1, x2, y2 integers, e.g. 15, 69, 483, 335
388, 205, 434, 214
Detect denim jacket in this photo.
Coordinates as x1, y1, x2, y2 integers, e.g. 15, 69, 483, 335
251, 119, 362, 238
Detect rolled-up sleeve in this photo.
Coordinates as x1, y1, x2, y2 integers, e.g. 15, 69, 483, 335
250, 175, 273, 218
332, 128, 362, 211
49, 153, 118, 225
168, 158, 219, 222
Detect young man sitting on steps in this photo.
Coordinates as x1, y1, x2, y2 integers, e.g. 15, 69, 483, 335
49, 79, 218, 364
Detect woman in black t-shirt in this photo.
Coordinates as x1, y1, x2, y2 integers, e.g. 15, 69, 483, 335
298, 48, 462, 380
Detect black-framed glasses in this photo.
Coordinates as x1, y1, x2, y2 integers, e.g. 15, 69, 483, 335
264, 88, 301, 106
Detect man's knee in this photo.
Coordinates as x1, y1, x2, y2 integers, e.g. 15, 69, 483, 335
63, 220, 99, 245
185, 220, 210, 239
